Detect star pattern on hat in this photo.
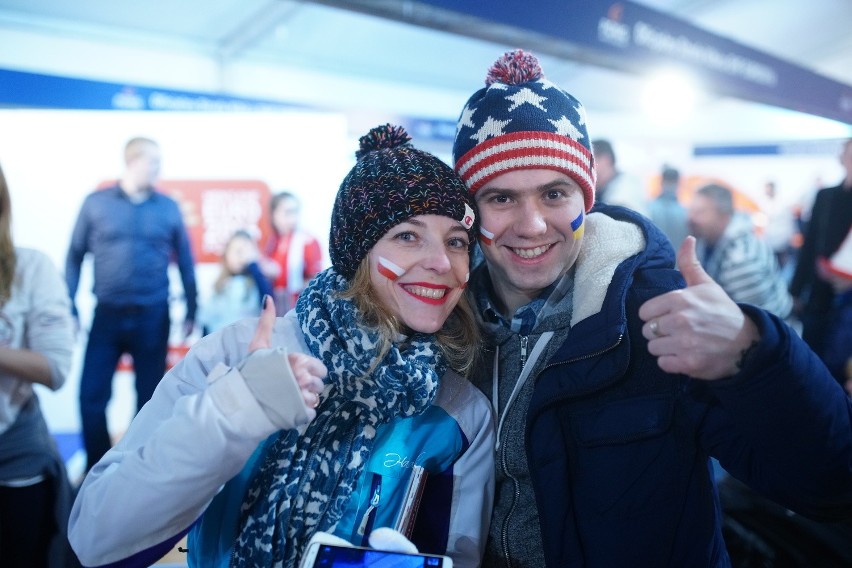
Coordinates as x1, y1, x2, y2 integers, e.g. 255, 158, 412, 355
471, 116, 511, 143
457, 105, 477, 135
506, 87, 548, 112
548, 115, 585, 140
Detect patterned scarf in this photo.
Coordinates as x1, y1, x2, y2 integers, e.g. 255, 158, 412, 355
231, 268, 446, 568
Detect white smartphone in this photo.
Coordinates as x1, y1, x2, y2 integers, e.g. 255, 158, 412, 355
301, 542, 453, 568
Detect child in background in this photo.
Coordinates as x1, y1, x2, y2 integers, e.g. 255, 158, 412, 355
197, 230, 272, 336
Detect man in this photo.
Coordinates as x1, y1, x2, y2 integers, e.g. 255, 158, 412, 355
453, 50, 852, 567
591, 138, 648, 214
66, 136, 197, 471
790, 138, 852, 357
688, 183, 792, 319
648, 165, 689, 249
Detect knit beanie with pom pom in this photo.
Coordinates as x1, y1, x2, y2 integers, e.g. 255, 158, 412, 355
452, 49, 596, 211
330, 124, 477, 280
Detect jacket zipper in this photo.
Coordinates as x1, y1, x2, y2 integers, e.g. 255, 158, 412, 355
357, 476, 382, 539
500, 335, 527, 568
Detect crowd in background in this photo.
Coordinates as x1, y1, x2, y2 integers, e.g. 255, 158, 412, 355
1, 129, 850, 566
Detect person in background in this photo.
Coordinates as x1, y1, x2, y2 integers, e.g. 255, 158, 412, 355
688, 183, 793, 319
197, 229, 272, 336
591, 138, 648, 215
262, 191, 323, 313
69, 124, 494, 568
816, 227, 852, 392
65, 136, 198, 472
758, 180, 796, 276
0, 163, 76, 567
790, 138, 852, 358
453, 49, 852, 567
647, 164, 689, 250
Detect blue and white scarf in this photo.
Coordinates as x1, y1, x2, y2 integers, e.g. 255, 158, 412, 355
231, 268, 446, 567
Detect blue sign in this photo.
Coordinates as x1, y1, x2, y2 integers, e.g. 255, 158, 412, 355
415, 0, 852, 125
0, 68, 297, 111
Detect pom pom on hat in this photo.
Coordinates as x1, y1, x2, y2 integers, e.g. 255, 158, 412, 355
329, 124, 477, 280
355, 123, 412, 160
453, 49, 596, 212
485, 50, 543, 86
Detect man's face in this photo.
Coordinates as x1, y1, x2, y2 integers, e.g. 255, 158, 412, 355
126, 142, 161, 191
687, 194, 728, 244
474, 169, 586, 315
840, 140, 852, 174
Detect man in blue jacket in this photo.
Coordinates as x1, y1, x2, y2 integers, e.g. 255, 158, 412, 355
66, 136, 197, 472
453, 49, 852, 567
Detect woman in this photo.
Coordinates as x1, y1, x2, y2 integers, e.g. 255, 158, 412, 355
197, 229, 273, 335
0, 163, 75, 567
69, 125, 494, 568
262, 190, 324, 313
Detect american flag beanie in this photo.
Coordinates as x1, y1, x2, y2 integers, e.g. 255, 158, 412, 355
452, 49, 596, 212
330, 124, 477, 280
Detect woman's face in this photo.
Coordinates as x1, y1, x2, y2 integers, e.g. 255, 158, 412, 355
272, 196, 299, 236
367, 214, 471, 334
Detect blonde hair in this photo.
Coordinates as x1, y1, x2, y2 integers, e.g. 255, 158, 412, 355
0, 164, 16, 306
339, 258, 481, 377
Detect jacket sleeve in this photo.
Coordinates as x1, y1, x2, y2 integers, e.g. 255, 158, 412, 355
65, 195, 91, 315
439, 375, 496, 568
68, 321, 312, 566
694, 305, 852, 521
25, 251, 74, 390
171, 201, 198, 322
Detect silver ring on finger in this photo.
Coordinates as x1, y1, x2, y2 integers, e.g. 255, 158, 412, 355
649, 319, 662, 338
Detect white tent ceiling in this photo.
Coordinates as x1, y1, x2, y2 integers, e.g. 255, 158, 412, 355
1, 0, 851, 143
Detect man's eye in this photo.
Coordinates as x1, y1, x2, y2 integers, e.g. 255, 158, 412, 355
545, 190, 565, 200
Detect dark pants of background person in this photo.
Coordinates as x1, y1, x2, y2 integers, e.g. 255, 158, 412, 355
0, 480, 54, 568
79, 303, 170, 471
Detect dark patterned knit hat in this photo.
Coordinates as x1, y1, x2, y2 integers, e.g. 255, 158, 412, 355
330, 124, 477, 280
453, 49, 596, 211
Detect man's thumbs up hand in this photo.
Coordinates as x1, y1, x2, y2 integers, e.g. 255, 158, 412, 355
638, 237, 760, 380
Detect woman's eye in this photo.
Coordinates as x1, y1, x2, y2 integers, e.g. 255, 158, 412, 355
394, 231, 416, 242
448, 237, 469, 249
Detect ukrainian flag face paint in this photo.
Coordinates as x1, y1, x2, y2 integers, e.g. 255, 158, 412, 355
571, 210, 584, 240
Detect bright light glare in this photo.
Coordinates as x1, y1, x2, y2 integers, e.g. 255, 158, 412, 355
642, 69, 699, 125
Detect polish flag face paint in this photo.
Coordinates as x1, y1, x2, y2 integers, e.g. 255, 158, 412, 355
571, 210, 584, 240
377, 257, 405, 281
479, 226, 495, 246
461, 271, 469, 289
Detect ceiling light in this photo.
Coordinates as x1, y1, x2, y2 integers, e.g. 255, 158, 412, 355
641, 68, 700, 125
